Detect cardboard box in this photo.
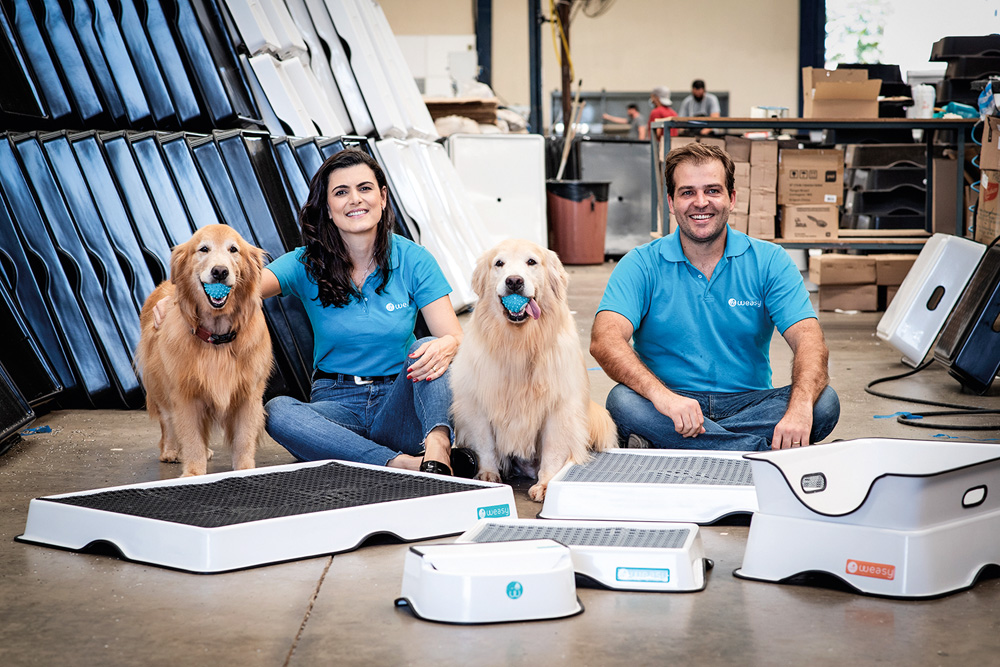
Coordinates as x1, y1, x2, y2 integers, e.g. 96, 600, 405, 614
980, 116, 1000, 171
778, 148, 844, 206
729, 212, 748, 234
750, 189, 777, 216
875, 254, 918, 286
734, 186, 750, 214
818, 284, 878, 312
884, 285, 899, 309
725, 136, 752, 162
780, 204, 839, 240
750, 163, 778, 191
667, 137, 698, 152
808, 254, 876, 285
699, 137, 726, 149
748, 213, 775, 240
802, 67, 881, 119
978, 168, 1000, 244
750, 140, 778, 166
735, 162, 751, 190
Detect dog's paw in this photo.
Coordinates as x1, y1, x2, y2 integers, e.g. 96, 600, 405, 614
475, 470, 502, 484
528, 482, 547, 502
159, 450, 180, 463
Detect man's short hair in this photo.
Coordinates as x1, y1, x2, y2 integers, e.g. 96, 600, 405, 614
691, 79, 706, 90
663, 142, 735, 199
627, 103, 639, 112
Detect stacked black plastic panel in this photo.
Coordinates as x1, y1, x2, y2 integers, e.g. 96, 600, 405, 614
841, 143, 944, 231
931, 35, 1000, 107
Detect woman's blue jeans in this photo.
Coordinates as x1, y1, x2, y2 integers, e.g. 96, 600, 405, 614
606, 384, 840, 451
265, 338, 454, 466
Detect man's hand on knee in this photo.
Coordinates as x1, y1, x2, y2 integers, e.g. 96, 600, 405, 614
772, 404, 813, 449
653, 390, 705, 438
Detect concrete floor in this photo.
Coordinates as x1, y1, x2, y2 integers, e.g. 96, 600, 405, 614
2, 260, 999, 666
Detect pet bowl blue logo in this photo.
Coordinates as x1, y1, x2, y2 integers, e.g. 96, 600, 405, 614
506, 581, 523, 599
477, 504, 511, 520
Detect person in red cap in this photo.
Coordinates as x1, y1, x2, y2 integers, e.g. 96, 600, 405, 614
648, 86, 679, 139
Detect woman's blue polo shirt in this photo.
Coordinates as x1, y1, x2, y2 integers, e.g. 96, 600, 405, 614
597, 228, 815, 393
267, 235, 451, 377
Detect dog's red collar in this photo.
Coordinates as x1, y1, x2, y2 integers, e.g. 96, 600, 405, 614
193, 326, 238, 345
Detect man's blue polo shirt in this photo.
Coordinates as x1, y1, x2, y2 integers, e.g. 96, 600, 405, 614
597, 228, 815, 393
267, 235, 451, 377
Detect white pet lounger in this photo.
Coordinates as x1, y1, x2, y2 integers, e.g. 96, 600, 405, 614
18, 460, 516, 573
539, 450, 758, 524
457, 518, 708, 592
735, 438, 1000, 598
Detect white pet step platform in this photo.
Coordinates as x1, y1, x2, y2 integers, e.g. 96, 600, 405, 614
538, 450, 758, 524
395, 540, 582, 624
735, 438, 1000, 598
456, 518, 708, 592
17, 460, 516, 573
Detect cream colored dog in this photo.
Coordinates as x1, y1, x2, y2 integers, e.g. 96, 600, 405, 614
450, 239, 617, 501
136, 224, 272, 477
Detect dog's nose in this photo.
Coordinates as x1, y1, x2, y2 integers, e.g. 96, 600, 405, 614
505, 275, 524, 293
211, 266, 229, 282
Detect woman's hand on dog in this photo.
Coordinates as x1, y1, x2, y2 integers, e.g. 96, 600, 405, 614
407, 334, 458, 382
152, 297, 171, 329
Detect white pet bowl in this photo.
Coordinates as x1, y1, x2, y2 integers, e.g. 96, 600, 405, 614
456, 518, 709, 592
395, 539, 582, 624
736, 438, 1000, 598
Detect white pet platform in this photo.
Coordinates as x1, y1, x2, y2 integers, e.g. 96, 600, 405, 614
735, 438, 1000, 598
395, 540, 582, 624
17, 460, 516, 573
538, 450, 758, 524
456, 518, 708, 592
876, 233, 985, 367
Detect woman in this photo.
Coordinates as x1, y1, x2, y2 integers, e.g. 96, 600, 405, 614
260, 148, 472, 475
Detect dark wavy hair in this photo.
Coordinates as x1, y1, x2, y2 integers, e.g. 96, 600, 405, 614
299, 148, 394, 308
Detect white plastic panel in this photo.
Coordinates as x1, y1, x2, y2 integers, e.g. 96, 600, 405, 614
248, 53, 316, 136
301, 0, 374, 135
283, 0, 354, 133
224, 0, 281, 56
279, 56, 346, 137
324, 0, 407, 138
374, 138, 477, 310
876, 233, 985, 366
448, 134, 547, 248
258, 0, 308, 58
240, 54, 294, 137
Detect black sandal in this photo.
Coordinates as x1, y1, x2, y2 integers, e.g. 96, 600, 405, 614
417, 448, 479, 478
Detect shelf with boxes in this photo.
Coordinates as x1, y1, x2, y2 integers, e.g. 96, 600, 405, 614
808, 252, 917, 313
649, 117, 977, 250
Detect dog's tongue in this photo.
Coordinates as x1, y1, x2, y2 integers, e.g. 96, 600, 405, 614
526, 298, 540, 320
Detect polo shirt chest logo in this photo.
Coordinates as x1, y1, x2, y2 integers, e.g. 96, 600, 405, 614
385, 300, 409, 312
728, 298, 762, 308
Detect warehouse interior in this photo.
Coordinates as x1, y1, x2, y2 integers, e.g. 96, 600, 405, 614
2, 0, 1000, 665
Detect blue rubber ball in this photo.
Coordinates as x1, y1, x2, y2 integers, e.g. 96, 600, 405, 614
203, 283, 232, 299
501, 293, 529, 313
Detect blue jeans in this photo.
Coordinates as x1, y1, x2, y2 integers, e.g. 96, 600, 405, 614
264, 337, 454, 466
606, 384, 840, 451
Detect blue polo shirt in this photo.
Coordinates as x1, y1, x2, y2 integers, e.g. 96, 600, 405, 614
597, 229, 815, 393
267, 235, 451, 377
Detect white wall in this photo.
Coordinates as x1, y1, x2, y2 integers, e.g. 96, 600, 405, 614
381, 0, 801, 130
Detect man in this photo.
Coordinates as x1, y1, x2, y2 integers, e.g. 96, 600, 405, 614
602, 104, 646, 140
590, 143, 840, 451
647, 86, 678, 139
678, 80, 721, 136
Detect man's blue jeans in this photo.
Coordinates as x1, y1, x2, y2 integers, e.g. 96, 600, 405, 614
265, 338, 453, 466
606, 384, 840, 451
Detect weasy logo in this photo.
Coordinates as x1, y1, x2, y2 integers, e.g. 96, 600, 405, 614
728, 298, 762, 308
477, 504, 511, 519
385, 301, 409, 312
846, 559, 895, 580
506, 581, 523, 599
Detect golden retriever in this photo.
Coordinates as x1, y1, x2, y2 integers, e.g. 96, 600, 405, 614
450, 239, 617, 501
136, 224, 272, 477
